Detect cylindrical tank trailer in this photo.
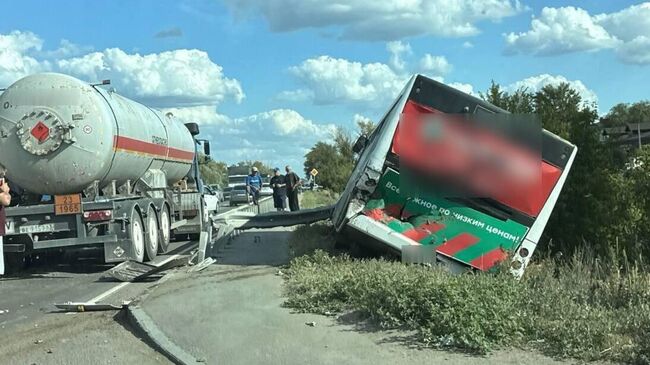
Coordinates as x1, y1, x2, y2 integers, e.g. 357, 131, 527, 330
0, 73, 196, 195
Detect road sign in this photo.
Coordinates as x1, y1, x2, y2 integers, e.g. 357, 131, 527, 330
310, 168, 318, 176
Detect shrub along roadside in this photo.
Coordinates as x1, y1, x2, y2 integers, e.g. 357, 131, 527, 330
283, 249, 650, 364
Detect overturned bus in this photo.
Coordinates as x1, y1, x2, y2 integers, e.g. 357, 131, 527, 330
332, 74, 577, 278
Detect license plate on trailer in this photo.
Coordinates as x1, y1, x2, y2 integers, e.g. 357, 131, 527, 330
19, 223, 55, 234
54, 194, 82, 215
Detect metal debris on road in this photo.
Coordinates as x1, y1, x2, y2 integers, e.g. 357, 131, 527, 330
187, 257, 216, 272
54, 302, 125, 312
105, 257, 187, 282
187, 249, 199, 266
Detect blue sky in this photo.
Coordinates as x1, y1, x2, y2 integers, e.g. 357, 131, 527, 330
1, 0, 649, 172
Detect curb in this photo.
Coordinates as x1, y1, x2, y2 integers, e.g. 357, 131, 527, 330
126, 305, 200, 365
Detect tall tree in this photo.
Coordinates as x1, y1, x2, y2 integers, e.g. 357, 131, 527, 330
303, 127, 356, 192
602, 101, 650, 127
357, 118, 376, 137
199, 158, 228, 186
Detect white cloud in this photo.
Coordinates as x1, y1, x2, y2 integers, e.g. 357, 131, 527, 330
386, 41, 411, 71
282, 47, 476, 108
276, 89, 314, 102
0, 31, 49, 87
161, 105, 230, 126
418, 54, 451, 76
504, 74, 597, 105
41, 39, 93, 59
235, 109, 336, 137
225, 0, 524, 41
462, 41, 474, 48
166, 106, 336, 170
504, 6, 618, 56
504, 3, 650, 65
287, 55, 407, 105
353, 114, 372, 125
57, 48, 244, 107
594, 3, 650, 43
617, 36, 650, 65
448, 82, 474, 95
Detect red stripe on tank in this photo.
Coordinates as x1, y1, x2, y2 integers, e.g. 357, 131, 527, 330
469, 248, 508, 271
113, 136, 194, 162
167, 147, 195, 161
436, 233, 479, 257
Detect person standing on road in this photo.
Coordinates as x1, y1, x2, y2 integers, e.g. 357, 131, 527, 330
0, 166, 12, 275
270, 168, 287, 212
245, 166, 263, 205
285, 165, 300, 212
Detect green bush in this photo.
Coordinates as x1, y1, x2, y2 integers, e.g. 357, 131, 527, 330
283, 250, 650, 363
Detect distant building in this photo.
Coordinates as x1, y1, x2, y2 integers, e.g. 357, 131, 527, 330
599, 119, 650, 148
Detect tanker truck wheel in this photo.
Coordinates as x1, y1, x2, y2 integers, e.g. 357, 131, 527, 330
144, 204, 159, 261
158, 203, 171, 253
128, 209, 146, 262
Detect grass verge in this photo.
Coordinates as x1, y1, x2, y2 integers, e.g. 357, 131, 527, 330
283, 246, 650, 364
299, 190, 339, 209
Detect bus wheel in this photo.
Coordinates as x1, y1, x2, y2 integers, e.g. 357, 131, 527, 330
128, 208, 145, 262
144, 204, 159, 261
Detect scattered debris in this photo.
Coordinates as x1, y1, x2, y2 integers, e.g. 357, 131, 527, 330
305, 321, 316, 327
187, 257, 216, 273
106, 257, 186, 282
54, 302, 125, 312
187, 249, 199, 266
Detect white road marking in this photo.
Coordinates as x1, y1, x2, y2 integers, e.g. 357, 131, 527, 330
88, 243, 196, 304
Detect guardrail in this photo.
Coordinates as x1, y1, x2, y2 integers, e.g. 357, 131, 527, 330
195, 197, 274, 262
217, 197, 274, 217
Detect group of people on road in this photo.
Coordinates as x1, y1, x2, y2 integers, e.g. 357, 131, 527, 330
245, 166, 300, 212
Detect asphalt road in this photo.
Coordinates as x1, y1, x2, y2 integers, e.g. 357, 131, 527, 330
0, 198, 268, 364
0, 202, 242, 333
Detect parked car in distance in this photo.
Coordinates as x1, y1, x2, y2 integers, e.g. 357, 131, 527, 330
260, 183, 273, 196
209, 184, 225, 202
229, 185, 250, 206
203, 185, 220, 214
223, 186, 233, 201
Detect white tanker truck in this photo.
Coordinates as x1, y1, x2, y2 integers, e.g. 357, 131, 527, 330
0, 73, 213, 270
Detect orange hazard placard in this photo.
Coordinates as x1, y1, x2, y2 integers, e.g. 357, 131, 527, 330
54, 194, 82, 215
